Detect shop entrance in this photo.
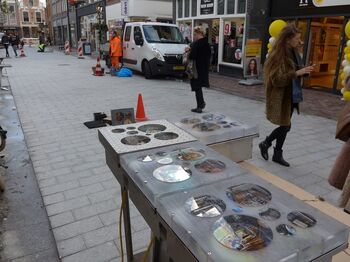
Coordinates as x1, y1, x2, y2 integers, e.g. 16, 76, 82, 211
195, 19, 220, 71
297, 17, 345, 91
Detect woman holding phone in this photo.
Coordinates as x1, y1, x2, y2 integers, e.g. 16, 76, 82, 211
259, 23, 315, 167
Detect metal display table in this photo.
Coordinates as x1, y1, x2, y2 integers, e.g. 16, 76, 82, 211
99, 120, 349, 262
174, 113, 259, 162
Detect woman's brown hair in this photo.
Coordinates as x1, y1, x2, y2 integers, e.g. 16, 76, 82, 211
264, 23, 301, 81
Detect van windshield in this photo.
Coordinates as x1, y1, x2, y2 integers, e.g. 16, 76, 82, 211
142, 25, 185, 44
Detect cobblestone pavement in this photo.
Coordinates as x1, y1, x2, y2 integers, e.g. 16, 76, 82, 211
209, 73, 345, 121
2, 47, 346, 261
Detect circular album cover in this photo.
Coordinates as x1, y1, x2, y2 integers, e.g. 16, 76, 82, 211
202, 114, 226, 121
111, 128, 125, 133
259, 208, 281, 221
192, 123, 221, 132
181, 118, 201, 125
287, 211, 317, 229
138, 124, 166, 134
195, 160, 226, 173
226, 184, 272, 207
212, 215, 273, 251
276, 224, 296, 236
153, 165, 191, 183
176, 148, 206, 162
121, 135, 151, 146
138, 155, 154, 162
185, 195, 226, 218
154, 132, 179, 141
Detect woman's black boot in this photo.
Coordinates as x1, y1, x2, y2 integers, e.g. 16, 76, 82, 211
272, 148, 290, 167
259, 137, 272, 161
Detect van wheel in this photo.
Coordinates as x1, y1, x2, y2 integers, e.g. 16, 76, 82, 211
142, 61, 152, 79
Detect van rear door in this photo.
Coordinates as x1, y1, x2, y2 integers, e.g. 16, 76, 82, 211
122, 25, 137, 68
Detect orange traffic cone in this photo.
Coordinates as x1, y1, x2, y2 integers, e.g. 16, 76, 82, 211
135, 94, 149, 122
94, 56, 104, 76
20, 46, 26, 57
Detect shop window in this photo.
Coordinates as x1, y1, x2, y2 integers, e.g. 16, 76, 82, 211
36, 12, 41, 23
191, 0, 197, 16
227, 0, 235, 14
222, 18, 245, 65
179, 21, 192, 43
29, 0, 33, 7
217, 0, 224, 15
185, 0, 190, 17
23, 11, 29, 22
9, 5, 14, 13
124, 26, 131, 42
178, 0, 183, 18
238, 0, 246, 13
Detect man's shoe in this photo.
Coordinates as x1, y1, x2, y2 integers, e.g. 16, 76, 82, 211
191, 108, 203, 113
272, 148, 290, 167
202, 102, 206, 109
259, 137, 272, 161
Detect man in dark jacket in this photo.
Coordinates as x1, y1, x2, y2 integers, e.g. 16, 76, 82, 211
10, 33, 20, 57
1, 32, 11, 57
188, 26, 211, 113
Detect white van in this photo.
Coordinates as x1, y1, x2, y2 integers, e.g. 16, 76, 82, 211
122, 22, 188, 79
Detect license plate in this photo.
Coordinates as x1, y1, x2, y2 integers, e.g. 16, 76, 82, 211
173, 66, 185, 70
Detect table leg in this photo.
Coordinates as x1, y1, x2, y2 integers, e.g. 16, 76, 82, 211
122, 187, 134, 261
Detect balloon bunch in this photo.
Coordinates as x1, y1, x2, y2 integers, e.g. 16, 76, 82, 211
341, 21, 350, 101
266, 20, 287, 58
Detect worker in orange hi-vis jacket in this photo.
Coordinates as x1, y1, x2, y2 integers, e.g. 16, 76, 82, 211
109, 31, 122, 68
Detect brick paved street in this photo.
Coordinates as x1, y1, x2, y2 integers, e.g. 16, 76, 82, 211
2, 47, 346, 261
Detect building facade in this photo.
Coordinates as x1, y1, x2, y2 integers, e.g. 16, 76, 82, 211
46, 0, 54, 41
19, 0, 46, 40
51, 0, 69, 45
0, 0, 21, 34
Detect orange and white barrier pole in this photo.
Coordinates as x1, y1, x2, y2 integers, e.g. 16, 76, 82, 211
78, 39, 84, 59
65, 41, 71, 55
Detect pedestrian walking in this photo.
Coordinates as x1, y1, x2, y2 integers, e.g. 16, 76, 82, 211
10, 32, 20, 57
186, 26, 211, 113
328, 76, 350, 213
259, 24, 315, 167
109, 31, 122, 69
1, 32, 11, 58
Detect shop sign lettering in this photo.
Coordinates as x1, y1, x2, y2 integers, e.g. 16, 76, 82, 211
200, 0, 214, 15
298, 0, 350, 8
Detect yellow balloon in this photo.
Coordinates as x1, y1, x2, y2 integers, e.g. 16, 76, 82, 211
267, 43, 272, 49
269, 20, 287, 37
346, 53, 350, 61
346, 21, 350, 39
345, 47, 350, 54
341, 72, 345, 80
344, 91, 350, 101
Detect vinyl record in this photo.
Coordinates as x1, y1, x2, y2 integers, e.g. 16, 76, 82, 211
154, 132, 179, 141
111, 128, 125, 133
138, 155, 154, 162
195, 159, 226, 173
121, 135, 151, 146
276, 224, 296, 236
217, 121, 228, 125
127, 131, 138, 135
157, 157, 173, 165
126, 126, 136, 130
203, 114, 226, 121
181, 118, 201, 125
259, 208, 281, 221
287, 211, 317, 229
226, 184, 272, 207
155, 151, 167, 157
185, 195, 226, 218
176, 148, 206, 162
138, 124, 166, 134
192, 123, 221, 132
153, 165, 191, 183
212, 215, 273, 251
